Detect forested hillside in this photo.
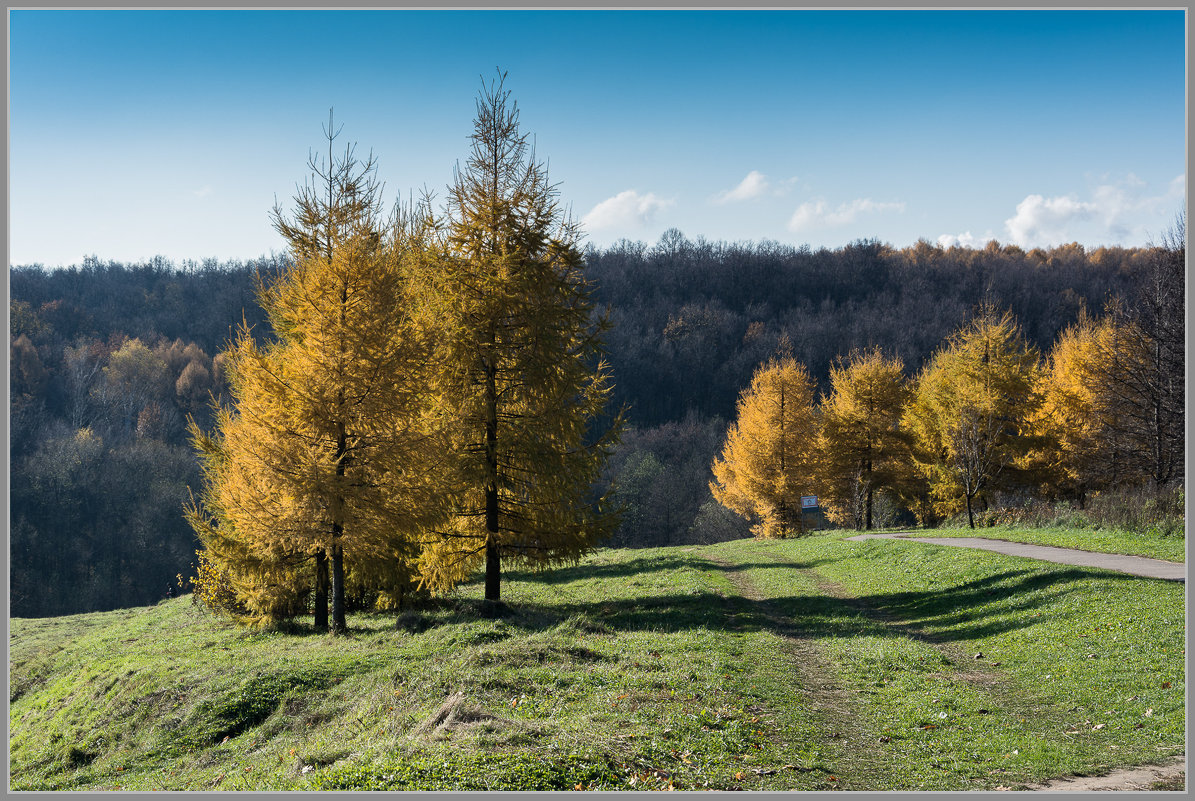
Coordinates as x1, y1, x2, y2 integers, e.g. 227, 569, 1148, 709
587, 233, 1145, 425
584, 233, 1161, 546
10, 257, 282, 616
7, 235, 1166, 616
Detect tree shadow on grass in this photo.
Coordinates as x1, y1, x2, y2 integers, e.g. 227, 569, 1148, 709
855, 567, 1100, 630
369, 550, 1151, 654
495, 562, 1148, 647
760, 567, 1144, 643
504, 555, 707, 585
504, 555, 832, 586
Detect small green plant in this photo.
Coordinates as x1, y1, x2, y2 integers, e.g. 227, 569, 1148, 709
172, 669, 335, 751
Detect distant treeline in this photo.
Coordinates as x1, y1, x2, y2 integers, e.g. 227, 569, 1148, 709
11, 254, 284, 357
585, 231, 1148, 426
8, 234, 1163, 615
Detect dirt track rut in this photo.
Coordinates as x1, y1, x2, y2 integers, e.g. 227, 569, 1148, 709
705, 552, 890, 789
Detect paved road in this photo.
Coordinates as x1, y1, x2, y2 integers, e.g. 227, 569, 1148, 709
845, 532, 1186, 582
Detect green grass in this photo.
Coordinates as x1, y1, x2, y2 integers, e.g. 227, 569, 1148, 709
705, 533, 1185, 790
9, 531, 1185, 791
921, 525, 1186, 563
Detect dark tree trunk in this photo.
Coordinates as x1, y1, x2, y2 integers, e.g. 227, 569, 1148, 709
484, 353, 501, 602
864, 456, 874, 530
331, 418, 348, 633
484, 537, 501, 602
314, 550, 329, 630
330, 537, 346, 633
966, 492, 976, 529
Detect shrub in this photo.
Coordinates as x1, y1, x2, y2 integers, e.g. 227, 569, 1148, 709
949, 485, 1184, 536
180, 549, 246, 616
1083, 485, 1185, 536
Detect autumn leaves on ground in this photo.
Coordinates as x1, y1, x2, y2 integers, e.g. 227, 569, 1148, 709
9, 534, 1184, 791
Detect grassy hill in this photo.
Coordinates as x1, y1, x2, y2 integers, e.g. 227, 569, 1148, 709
8, 532, 1185, 791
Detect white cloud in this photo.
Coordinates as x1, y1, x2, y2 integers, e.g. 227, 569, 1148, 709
937, 231, 996, 249
1003, 175, 1186, 247
1167, 173, 1186, 198
192, 185, 214, 198
787, 198, 905, 231
1004, 194, 1097, 247
711, 171, 798, 204
582, 190, 673, 231
713, 171, 770, 204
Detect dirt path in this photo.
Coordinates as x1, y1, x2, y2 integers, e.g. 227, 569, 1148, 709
785, 560, 1005, 687
846, 532, 1186, 581
1022, 756, 1185, 791
704, 553, 891, 788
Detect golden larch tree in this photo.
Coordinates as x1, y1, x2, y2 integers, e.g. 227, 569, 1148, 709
187, 118, 443, 630
710, 345, 819, 539
1028, 307, 1117, 503
904, 307, 1040, 528
411, 74, 620, 604
817, 347, 911, 530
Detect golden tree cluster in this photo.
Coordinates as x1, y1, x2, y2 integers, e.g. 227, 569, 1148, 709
712, 271, 1184, 537
186, 78, 618, 631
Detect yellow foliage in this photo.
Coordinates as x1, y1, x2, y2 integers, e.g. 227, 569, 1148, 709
816, 347, 911, 530
416, 518, 487, 595
1032, 302, 1164, 496
187, 130, 449, 627
904, 308, 1040, 527
184, 549, 244, 617
188, 87, 623, 618
711, 348, 818, 539
410, 74, 620, 599
1029, 308, 1107, 498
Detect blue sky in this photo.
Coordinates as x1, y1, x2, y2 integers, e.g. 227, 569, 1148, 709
8, 8, 1187, 267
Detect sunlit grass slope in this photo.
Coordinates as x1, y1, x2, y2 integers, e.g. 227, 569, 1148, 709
9, 532, 1185, 791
